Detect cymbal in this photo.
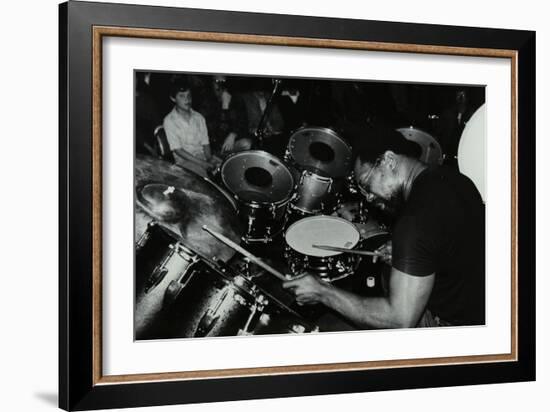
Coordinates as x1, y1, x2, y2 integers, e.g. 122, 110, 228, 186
135, 154, 243, 261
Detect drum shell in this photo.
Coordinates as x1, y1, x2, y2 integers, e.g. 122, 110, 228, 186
238, 199, 289, 243
161, 268, 262, 338
146, 259, 317, 338
135, 226, 199, 340
284, 246, 359, 282
290, 170, 346, 215
220, 150, 295, 243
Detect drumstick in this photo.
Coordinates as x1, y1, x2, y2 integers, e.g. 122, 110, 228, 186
312, 244, 389, 257
202, 225, 288, 281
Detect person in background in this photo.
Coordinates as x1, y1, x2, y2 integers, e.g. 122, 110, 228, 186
135, 72, 161, 156
237, 77, 286, 157
162, 79, 220, 177
436, 88, 477, 168
208, 75, 253, 155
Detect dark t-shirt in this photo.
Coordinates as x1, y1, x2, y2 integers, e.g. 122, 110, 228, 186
392, 166, 485, 325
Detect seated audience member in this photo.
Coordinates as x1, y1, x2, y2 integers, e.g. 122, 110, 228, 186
162, 79, 219, 177
209, 75, 252, 155
135, 72, 161, 155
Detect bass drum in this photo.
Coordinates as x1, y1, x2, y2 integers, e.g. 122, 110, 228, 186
458, 103, 486, 202
221, 150, 295, 243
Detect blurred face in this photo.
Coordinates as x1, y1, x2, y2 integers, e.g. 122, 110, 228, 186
213, 76, 227, 99
172, 90, 192, 111
354, 153, 405, 215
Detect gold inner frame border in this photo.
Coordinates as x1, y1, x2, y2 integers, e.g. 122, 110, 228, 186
91, 25, 518, 385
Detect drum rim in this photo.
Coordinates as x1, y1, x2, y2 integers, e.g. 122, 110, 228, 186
220, 150, 295, 206
300, 168, 333, 182
284, 214, 361, 256
288, 126, 351, 150
395, 125, 443, 164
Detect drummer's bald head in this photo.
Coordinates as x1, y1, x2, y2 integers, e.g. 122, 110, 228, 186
350, 125, 421, 166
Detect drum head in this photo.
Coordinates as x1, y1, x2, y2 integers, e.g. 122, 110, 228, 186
285, 215, 360, 257
396, 127, 443, 166
458, 104, 486, 202
288, 127, 353, 178
221, 150, 295, 205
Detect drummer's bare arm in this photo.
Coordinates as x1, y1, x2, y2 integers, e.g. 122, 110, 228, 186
283, 268, 434, 329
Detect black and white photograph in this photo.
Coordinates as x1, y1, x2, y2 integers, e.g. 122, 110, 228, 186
134, 71, 487, 340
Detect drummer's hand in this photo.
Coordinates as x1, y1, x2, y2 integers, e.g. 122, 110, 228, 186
332, 201, 360, 221
221, 133, 237, 153
373, 241, 392, 265
282, 274, 328, 306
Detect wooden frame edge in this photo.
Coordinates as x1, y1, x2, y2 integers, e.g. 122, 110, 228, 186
91, 26, 519, 386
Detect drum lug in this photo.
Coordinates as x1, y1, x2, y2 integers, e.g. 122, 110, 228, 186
283, 149, 291, 163
136, 221, 159, 250
173, 243, 199, 263
194, 288, 232, 337
144, 246, 176, 292
269, 203, 277, 219
144, 267, 168, 293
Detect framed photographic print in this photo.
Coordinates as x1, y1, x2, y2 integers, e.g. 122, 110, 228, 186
59, 1, 535, 410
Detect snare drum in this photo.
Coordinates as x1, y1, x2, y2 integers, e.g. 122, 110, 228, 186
135, 222, 315, 339
221, 150, 295, 243
284, 215, 361, 282
285, 127, 353, 215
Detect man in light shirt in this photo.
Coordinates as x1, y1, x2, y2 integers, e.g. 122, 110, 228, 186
163, 80, 219, 176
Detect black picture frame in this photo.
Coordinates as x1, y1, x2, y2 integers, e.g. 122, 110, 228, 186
59, 1, 536, 410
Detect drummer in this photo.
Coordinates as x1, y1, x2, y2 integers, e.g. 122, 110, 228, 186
162, 79, 220, 177
283, 126, 485, 328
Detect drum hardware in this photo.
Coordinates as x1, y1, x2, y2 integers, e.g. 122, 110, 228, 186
136, 220, 158, 250
255, 79, 283, 149
143, 243, 199, 295
346, 172, 359, 195
203, 225, 288, 281
203, 225, 319, 333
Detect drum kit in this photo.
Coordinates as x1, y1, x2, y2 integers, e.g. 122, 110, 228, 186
134, 127, 392, 340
